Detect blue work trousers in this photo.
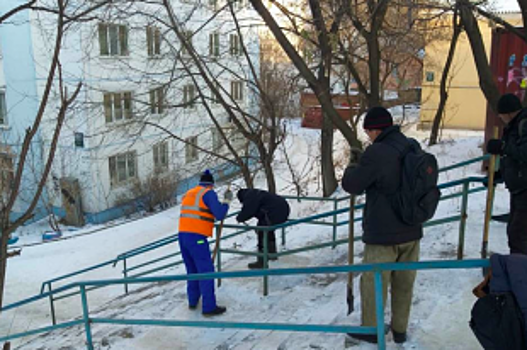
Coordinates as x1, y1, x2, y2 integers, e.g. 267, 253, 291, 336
178, 232, 217, 313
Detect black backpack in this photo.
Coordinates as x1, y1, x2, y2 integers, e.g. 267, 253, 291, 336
391, 139, 440, 226
470, 292, 526, 350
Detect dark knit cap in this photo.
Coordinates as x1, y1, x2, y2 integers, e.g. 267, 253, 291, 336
200, 169, 214, 185
363, 107, 393, 130
497, 93, 522, 114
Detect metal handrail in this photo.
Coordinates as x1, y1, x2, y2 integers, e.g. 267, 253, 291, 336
1, 259, 490, 350
36, 156, 491, 324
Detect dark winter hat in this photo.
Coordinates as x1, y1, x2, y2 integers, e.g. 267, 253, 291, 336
497, 93, 522, 114
200, 169, 214, 185
363, 107, 393, 130
237, 189, 247, 203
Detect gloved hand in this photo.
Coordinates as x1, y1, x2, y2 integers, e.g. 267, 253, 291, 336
223, 189, 233, 204
486, 139, 504, 155
348, 147, 363, 167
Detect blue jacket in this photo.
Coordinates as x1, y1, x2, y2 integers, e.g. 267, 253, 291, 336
199, 183, 229, 221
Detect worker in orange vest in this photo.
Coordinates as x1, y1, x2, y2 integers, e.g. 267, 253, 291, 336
178, 170, 232, 316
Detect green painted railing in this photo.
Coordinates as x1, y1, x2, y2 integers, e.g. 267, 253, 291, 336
1, 259, 490, 350
37, 156, 492, 325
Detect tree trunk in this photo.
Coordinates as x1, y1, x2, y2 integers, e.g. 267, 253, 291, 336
367, 37, 382, 108
458, 0, 500, 113
262, 157, 277, 194
321, 112, 337, 197
430, 9, 462, 146
0, 223, 12, 308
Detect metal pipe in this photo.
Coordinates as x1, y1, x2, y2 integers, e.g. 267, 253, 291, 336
80, 286, 93, 350
458, 182, 469, 260
374, 272, 386, 349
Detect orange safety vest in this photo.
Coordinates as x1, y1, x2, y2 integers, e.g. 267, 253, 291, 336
178, 185, 215, 237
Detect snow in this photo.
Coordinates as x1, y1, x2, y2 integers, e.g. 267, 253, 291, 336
0, 108, 510, 349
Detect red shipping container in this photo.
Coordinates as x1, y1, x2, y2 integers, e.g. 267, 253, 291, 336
485, 28, 527, 147
301, 106, 353, 129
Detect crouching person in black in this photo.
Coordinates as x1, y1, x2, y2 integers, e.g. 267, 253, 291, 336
236, 189, 290, 269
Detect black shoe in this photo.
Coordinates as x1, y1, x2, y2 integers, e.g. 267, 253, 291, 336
202, 306, 226, 316
393, 330, 407, 344
346, 333, 377, 344
248, 259, 264, 269
189, 304, 197, 310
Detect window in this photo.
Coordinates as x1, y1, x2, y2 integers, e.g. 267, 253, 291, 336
153, 141, 169, 170
109, 151, 137, 186
232, 0, 245, 10
231, 81, 243, 101
229, 34, 240, 56
74, 132, 84, 148
98, 24, 129, 56
181, 30, 193, 57
208, 0, 218, 10
103, 92, 133, 123
0, 91, 6, 125
147, 26, 161, 57
426, 71, 435, 82
183, 84, 195, 108
149, 87, 165, 114
185, 136, 198, 163
209, 32, 220, 58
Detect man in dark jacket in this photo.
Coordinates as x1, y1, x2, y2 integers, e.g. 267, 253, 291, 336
236, 189, 290, 269
342, 107, 422, 344
487, 94, 527, 255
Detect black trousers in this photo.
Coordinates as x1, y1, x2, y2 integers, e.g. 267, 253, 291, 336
256, 230, 277, 253
508, 190, 527, 255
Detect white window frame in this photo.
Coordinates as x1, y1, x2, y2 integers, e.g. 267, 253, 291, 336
104, 92, 133, 123
183, 84, 196, 108
149, 87, 165, 115
146, 26, 161, 57
209, 32, 220, 58
185, 136, 198, 163
99, 23, 129, 57
153, 141, 169, 171
109, 151, 137, 186
229, 34, 241, 56
0, 91, 7, 126
230, 81, 243, 101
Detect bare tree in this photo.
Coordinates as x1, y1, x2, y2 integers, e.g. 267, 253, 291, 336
0, 0, 107, 311
429, 4, 462, 146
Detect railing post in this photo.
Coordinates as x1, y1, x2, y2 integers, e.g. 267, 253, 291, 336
332, 199, 338, 249
80, 285, 94, 350
48, 282, 57, 326
263, 230, 269, 296
123, 258, 129, 294
281, 227, 286, 246
374, 271, 386, 350
217, 226, 222, 288
458, 182, 469, 260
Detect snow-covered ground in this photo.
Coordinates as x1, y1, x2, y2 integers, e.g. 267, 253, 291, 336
1, 108, 508, 349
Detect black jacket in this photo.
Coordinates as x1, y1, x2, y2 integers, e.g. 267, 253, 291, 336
236, 189, 290, 226
341, 126, 423, 245
490, 254, 527, 341
501, 109, 527, 194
